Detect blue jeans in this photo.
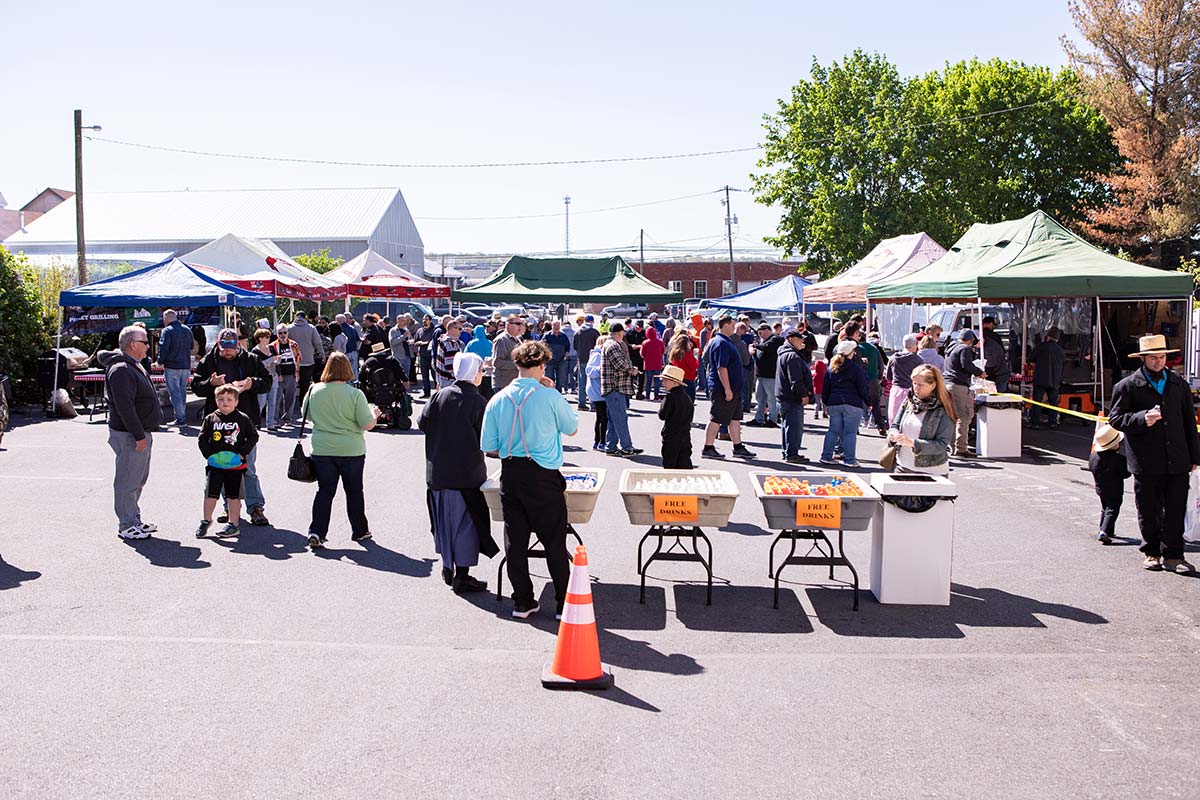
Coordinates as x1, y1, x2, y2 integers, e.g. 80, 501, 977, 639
163, 367, 190, 424
218, 446, 265, 511
261, 382, 278, 429
821, 404, 861, 463
1031, 384, 1060, 426
780, 399, 805, 459
566, 355, 578, 391
577, 358, 590, 407
309, 454, 368, 539
549, 359, 569, 392
644, 369, 661, 399
603, 390, 633, 451
755, 378, 778, 423
347, 352, 360, 382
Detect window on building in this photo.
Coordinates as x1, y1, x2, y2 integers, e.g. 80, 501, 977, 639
694, 280, 708, 299
761, 280, 773, 285
668, 280, 682, 293
722, 280, 735, 296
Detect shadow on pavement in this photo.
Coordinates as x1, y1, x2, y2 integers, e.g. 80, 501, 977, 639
211, 526, 310, 560
718, 522, 772, 537
122, 538, 211, 569
674, 585, 814, 634
315, 539, 435, 577
0, 555, 42, 589
806, 582, 1107, 638
591, 581, 668, 631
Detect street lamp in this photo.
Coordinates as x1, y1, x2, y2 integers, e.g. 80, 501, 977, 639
74, 109, 102, 285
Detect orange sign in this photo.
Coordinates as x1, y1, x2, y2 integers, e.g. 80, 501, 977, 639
795, 497, 842, 529
653, 495, 699, 524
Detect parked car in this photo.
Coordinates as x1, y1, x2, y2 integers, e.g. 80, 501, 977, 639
351, 300, 436, 321
602, 303, 650, 318
492, 304, 527, 319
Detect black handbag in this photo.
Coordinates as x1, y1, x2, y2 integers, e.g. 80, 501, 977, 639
287, 390, 317, 483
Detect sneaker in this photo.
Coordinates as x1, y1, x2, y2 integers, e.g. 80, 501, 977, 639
215, 524, 240, 539
624, 447, 644, 455
765, 420, 780, 429
732, 444, 757, 459
818, 457, 838, 465
441, 567, 454, 586
351, 530, 373, 542
604, 448, 624, 456
195, 520, 212, 539
249, 507, 270, 527
137, 522, 158, 534
1143, 555, 1163, 570
307, 534, 325, 550
702, 445, 724, 459
117, 525, 150, 540
1027, 423, 1041, 430
512, 599, 541, 619
1097, 531, 1112, 545
842, 460, 861, 467
785, 455, 810, 464
1164, 558, 1195, 574
744, 419, 764, 427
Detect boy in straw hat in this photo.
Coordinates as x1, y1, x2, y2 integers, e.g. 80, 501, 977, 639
658, 364, 694, 469
1089, 424, 1130, 545
1108, 333, 1200, 572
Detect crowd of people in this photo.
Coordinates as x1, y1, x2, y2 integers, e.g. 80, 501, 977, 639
99, 301, 1199, 613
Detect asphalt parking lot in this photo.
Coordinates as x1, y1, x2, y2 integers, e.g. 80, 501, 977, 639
3, 396, 1199, 799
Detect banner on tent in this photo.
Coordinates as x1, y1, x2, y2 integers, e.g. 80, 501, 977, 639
63, 306, 221, 335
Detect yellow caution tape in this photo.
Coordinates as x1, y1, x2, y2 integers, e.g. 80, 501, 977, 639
982, 392, 1106, 423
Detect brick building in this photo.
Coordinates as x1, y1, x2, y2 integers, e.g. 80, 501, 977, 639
635, 260, 803, 309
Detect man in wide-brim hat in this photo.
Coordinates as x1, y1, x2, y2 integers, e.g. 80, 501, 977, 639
1108, 334, 1200, 573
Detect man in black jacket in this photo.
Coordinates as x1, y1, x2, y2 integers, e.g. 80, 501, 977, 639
776, 328, 814, 463
1108, 334, 1200, 573
748, 323, 784, 427
106, 326, 164, 539
573, 315, 601, 410
943, 330, 984, 457
194, 328, 273, 526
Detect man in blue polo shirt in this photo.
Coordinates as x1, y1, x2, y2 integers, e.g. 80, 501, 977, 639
701, 315, 756, 459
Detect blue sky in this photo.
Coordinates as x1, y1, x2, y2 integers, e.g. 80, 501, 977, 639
2, 0, 1077, 256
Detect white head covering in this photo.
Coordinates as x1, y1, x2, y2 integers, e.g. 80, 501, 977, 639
453, 352, 483, 382
835, 340, 857, 356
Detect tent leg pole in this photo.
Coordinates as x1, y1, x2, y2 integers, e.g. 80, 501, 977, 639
1021, 298, 1028, 400
49, 311, 63, 418
1096, 296, 1105, 413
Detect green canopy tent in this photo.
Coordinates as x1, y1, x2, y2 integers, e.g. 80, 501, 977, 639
452, 256, 682, 304
867, 211, 1195, 407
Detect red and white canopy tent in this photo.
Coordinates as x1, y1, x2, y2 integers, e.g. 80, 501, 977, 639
181, 233, 343, 301
325, 249, 450, 304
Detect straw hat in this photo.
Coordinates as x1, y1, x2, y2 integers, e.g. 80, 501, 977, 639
661, 365, 685, 384
1132, 334, 1179, 356
1093, 424, 1123, 452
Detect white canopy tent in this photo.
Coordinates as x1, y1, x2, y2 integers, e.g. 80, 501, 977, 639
181, 233, 341, 301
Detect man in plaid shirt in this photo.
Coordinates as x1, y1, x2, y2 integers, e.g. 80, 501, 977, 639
434, 319, 464, 389
599, 323, 642, 456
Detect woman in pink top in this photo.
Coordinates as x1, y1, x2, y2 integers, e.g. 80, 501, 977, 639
640, 326, 666, 400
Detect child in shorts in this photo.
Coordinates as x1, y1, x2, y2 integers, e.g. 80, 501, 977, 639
197, 384, 258, 538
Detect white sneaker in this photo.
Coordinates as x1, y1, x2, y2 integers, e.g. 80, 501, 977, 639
137, 522, 158, 534
118, 525, 150, 540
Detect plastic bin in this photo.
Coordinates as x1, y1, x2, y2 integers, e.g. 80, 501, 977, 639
975, 393, 1022, 457
618, 469, 739, 527
480, 467, 606, 525
868, 473, 958, 605
749, 471, 880, 531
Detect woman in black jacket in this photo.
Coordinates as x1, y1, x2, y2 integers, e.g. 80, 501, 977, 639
417, 351, 498, 593
820, 340, 870, 467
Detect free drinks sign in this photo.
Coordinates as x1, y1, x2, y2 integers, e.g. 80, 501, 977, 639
653, 495, 699, 524
795, 497, 841, 529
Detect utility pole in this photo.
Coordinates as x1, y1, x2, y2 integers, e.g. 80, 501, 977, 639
639, 228, 644, 273
723, 185, 737, 295
74, 109, 102, 285
564, 195, 571, 256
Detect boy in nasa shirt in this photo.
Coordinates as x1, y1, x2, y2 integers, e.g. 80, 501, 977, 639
197, 385, 259, 538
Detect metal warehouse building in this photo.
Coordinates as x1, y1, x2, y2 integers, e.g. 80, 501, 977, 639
1, 186, 426, 275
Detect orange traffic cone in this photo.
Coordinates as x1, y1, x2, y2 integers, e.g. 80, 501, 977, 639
542, 546, 614, 691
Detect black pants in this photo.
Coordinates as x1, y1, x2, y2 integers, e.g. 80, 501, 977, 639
499, 457, 570, 606
298, 365, 316, 407
1133, 472, 1189, 559
205, 466, 244, 499
593, 400, 608, 445
662, 437, 693, 470
1095, 479, 1124, 537
309, 455, 368, 539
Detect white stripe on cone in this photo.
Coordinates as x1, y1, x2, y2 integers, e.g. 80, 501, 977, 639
566, 565, 590, 596
561, 601, 595, 626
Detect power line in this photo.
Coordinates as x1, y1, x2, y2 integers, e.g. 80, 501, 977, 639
83, 135, 760, 169
414, 190, 720, 221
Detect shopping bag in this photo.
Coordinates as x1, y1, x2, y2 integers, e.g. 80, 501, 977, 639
1185, 472, 1200, 543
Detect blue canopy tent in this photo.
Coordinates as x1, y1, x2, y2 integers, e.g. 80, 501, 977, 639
705, 274, 860, 315
54, 258, 274, 402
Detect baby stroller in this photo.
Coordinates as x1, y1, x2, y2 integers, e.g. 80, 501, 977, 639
361, 354, 413, 430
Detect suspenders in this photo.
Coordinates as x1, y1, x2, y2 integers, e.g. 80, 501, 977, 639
505, 391, 535, 458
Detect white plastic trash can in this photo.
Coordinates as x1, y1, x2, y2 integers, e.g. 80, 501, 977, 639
868, 474, 957, 605
975, 393, 1023, 458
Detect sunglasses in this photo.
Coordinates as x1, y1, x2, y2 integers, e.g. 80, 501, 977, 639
219, 340, 238, 349
132, 338, 149, 345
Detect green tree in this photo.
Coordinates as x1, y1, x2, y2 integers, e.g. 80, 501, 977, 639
0, 247, 53, 399
753, 55, 1122, 275
754, 51, 919, 277
294, 248, 344, 275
